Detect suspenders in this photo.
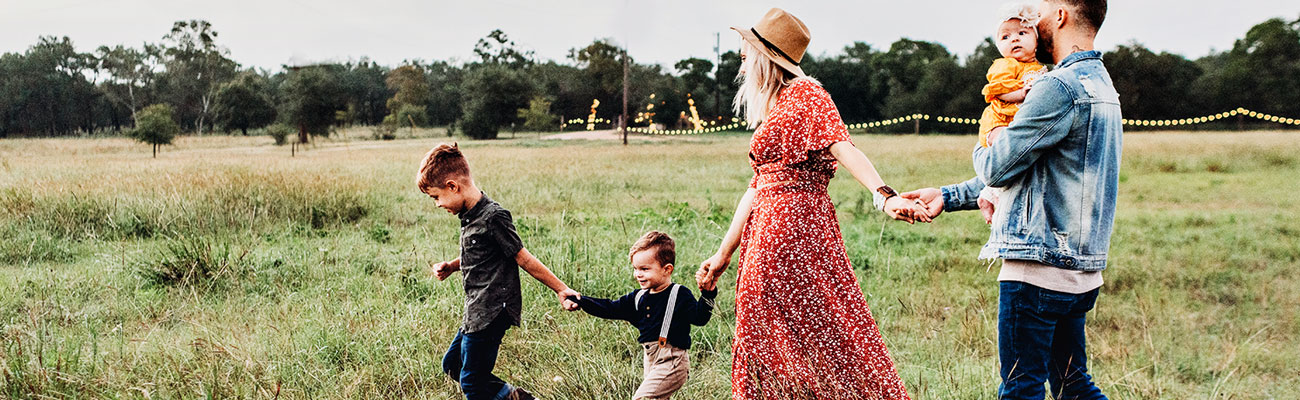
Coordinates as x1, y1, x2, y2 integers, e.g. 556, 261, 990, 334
634, 283, 681, 346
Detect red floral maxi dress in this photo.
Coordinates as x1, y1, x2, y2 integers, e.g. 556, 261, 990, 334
732, 78, 910, 400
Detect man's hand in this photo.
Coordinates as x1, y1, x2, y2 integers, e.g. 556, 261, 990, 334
900, 187, 944, 220
978, 187, 999, 224
695, 252, 730, 291
432, 260, 459, 281
557, 288, 581, 311
884, 196, 930, 224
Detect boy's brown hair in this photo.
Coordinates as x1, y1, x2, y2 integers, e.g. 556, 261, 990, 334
415, 143, 471, 191
629, 231, 676, 268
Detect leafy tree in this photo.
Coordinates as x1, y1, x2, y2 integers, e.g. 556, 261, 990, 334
384, 104, 428, 132
715, 50, 742, 120
526, 61, 587, 125
96, 44, 158, 124
570, 39, 626, 99
516, 96, 557, 131
804, 42, 885, 123
338, 60, 391, 125
1211, 18, 1300, 116
460, 65, 532, 139
1106, 42, 1202, 121
280, 65, 345, 142
474, 29, 534, 69
0, 36, 101, 135
385, 64, 430, 128
675, 57, 716, 113
426, 61, 464, 126
130, 104, 180, 157
213, 71, 276, 135
157, 20, 238, 134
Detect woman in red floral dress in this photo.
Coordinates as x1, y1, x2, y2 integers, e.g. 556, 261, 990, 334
695, 9, 925, 400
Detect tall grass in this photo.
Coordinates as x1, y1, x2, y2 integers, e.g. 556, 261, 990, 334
0, 131, 1296, 398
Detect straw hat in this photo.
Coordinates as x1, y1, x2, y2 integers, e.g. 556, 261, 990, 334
732, 8, 810, 77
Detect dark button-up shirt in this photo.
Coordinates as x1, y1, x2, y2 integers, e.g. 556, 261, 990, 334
575, 284, 716, 349
458, 194, 525, 333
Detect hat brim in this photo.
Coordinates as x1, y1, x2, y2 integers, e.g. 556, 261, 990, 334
732, 26, 805, 77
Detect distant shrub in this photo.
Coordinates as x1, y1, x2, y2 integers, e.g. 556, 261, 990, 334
130, 104, 180, 158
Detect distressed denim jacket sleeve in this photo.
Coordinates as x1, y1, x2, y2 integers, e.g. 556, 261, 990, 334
973, 76, 1076, 188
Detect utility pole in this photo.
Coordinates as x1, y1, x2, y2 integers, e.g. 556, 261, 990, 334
714, 32, 722, 119
622, 48, 630, 146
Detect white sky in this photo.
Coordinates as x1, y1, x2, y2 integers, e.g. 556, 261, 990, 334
3, 0, 1298, 71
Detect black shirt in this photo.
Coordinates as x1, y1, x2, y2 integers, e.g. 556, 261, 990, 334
575, 284, 717, 349
457, 194, 525, 333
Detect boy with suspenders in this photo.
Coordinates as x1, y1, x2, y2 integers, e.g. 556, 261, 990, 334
567, 231, 717, 400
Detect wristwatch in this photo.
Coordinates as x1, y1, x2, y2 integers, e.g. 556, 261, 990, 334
872, 185, 898, 211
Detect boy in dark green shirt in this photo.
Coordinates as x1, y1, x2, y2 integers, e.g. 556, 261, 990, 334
418, 143, 580, 400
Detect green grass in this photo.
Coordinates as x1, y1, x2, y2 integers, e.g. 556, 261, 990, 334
0, 131, 1297, 399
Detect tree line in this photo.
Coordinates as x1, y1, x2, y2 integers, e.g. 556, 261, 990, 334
1, 17, 1297, 141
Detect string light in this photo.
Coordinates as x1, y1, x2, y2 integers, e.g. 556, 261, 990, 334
620, 107, 1300, 135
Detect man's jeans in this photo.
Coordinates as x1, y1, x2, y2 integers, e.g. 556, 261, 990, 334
442, 313, 515, 400
999, 281, 1108, 400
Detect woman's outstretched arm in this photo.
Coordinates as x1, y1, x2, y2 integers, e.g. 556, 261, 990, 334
829, 141, 929, 223
696, 188, 755, 291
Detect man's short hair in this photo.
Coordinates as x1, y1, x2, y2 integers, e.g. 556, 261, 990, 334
1050, 0, 1106, 32
415, 143, 471, 191
630, 231, 676, 267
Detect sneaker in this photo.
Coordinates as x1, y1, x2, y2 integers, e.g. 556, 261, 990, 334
508, 387, 537, 400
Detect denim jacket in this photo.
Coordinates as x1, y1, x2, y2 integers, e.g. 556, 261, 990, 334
942, 51, 1123, 272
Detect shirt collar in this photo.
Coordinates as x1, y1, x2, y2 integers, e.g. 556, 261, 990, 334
1057, 50, 1102, 69
458, 192, 492, 225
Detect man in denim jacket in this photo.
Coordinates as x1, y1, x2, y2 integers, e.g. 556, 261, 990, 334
905, 1, 1118, 399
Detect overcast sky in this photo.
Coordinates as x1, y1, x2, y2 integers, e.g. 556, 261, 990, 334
4, 0, 1299, 71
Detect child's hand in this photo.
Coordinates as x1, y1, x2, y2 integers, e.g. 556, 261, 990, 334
978, 187, 999, 225
557, 288, 582, 311
986, 127, 1005, 144
432, 261, 458, 281
696, 253, 730, 291
697, 273, 717, 292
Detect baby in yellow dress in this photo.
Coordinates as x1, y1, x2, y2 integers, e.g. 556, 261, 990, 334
979, 3, 1047, 148
978, 3, 1046, 223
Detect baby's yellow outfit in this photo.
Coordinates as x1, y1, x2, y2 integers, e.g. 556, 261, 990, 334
979, 57, 1046, 147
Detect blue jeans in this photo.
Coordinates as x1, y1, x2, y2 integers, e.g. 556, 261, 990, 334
442, 313, 515, 400
998, 281, 1108, 400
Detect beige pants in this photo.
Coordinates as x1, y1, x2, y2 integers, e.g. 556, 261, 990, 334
632, 342, 689, 400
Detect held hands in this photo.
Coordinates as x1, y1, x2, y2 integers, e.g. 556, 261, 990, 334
695, 252, 730, 292
899, 187, 944, 220
883, 196, 931, 224
557, 288, 582, 311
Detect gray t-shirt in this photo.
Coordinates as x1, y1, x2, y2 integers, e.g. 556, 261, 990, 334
457, 195, 525, 333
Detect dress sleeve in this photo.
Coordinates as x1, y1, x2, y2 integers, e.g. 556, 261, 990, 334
777, 79, 852, 165
982, 58, 1025, 103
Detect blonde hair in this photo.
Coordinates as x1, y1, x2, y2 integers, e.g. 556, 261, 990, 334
732, 40, 816, 129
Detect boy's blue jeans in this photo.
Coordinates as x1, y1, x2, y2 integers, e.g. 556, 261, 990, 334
998, 281, 1108, 400
442, 313, 515, 400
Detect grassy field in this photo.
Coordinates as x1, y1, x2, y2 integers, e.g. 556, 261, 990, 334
1, 130, 1297, 399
